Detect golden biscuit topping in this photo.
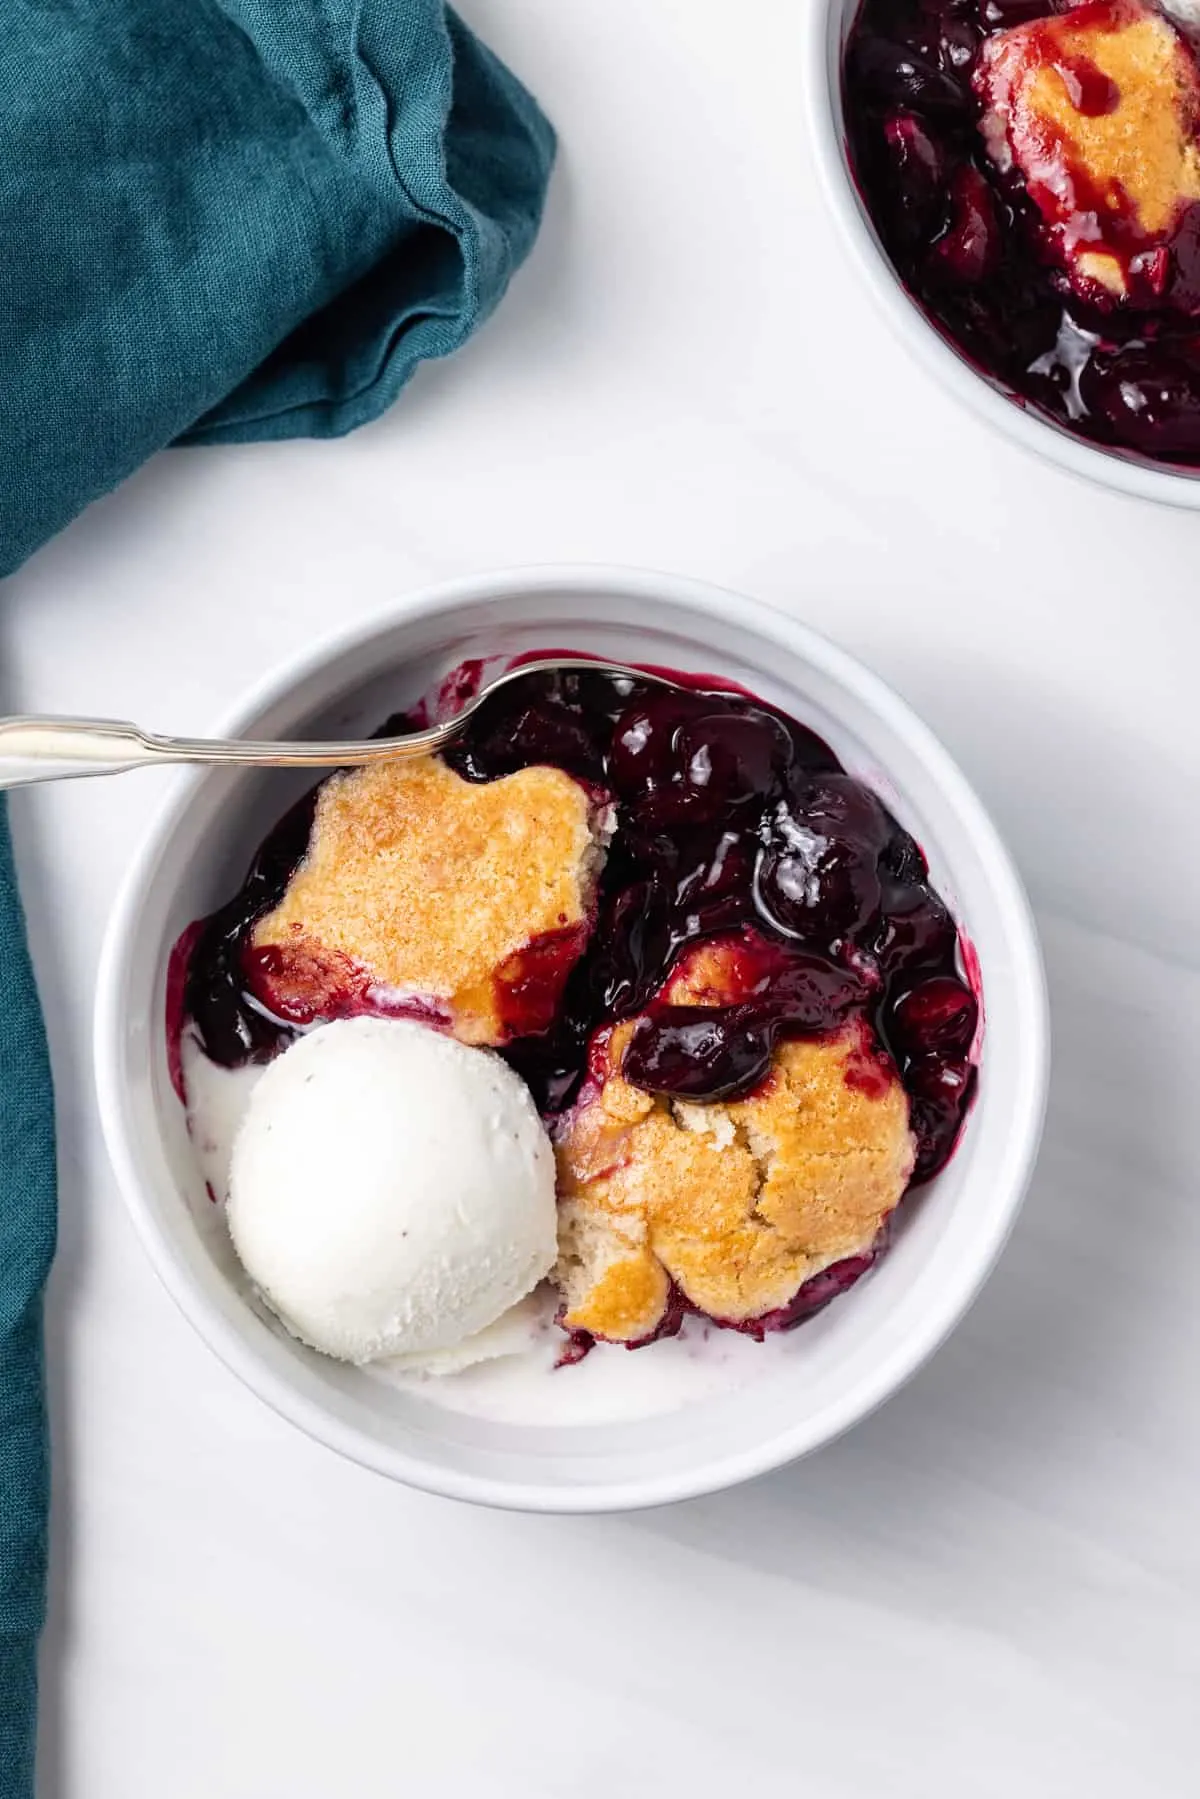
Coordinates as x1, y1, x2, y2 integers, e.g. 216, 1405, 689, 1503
553, 1009, 916, 1341
977, 0, 1200, 301
249, 756, 603, 1045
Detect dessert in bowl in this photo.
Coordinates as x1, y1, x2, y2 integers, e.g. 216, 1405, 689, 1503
810, 0, 1200, 501
95, 567, 1047, 1510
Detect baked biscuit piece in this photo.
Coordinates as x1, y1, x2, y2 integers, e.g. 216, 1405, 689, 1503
553, 943, 916, 1341
249, 756, 606, 1045
976, 0, 1200, 304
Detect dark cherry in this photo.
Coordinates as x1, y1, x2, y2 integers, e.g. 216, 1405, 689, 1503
756, 773, 893, 941
931, 164, 1002, 284
1078, 341, 1200, 455
174, 658, 980, 1340
622, 944, 869, 1103
844, 0, 1200, 465
874, 878, 957, 973
675, 708, 793, 807
623, 1007, 776, 1102
888, 975, 979, 1058
606, 690, 712, 795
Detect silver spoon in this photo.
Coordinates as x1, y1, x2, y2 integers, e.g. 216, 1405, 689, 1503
0, 659, 679, 791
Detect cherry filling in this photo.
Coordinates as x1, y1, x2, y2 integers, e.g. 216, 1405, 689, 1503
843, 0, 1200, 464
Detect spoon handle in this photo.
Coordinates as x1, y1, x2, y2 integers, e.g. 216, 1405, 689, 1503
0, 715, 453, 790
0, 660, 669, 790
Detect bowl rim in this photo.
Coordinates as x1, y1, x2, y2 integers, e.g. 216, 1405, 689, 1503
94, 563, 1050, 1512
804, 0, 1200, 510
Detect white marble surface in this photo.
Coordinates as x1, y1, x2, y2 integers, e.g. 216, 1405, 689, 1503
3, 1, 1198, 1791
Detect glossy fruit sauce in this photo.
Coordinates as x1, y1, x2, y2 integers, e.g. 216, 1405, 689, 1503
173, 660, 980, 1341
844, 0, 1200, 463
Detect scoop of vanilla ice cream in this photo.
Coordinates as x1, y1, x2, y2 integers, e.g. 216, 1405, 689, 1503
226, 1017, 557, 1364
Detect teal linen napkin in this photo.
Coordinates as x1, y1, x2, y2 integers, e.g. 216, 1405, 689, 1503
0, 815, 55, 1799
0, 0, 555, 572
0, 2, 554, 1790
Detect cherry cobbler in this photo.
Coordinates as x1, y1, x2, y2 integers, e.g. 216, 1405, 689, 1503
845, 0, 1200, 463
171, 659, 980, 1358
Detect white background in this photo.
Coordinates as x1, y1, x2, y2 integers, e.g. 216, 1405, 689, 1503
4, 1, 1198, 1792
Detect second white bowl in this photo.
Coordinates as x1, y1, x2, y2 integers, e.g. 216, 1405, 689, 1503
807, 0, 1200, 508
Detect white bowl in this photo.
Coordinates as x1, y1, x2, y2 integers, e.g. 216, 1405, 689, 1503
807, 0, 1200, 507
95, 565, 1048, 1512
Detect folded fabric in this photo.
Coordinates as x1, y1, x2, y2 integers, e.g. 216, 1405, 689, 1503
0, 2, 554, 1791
0, 0, 555, 574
